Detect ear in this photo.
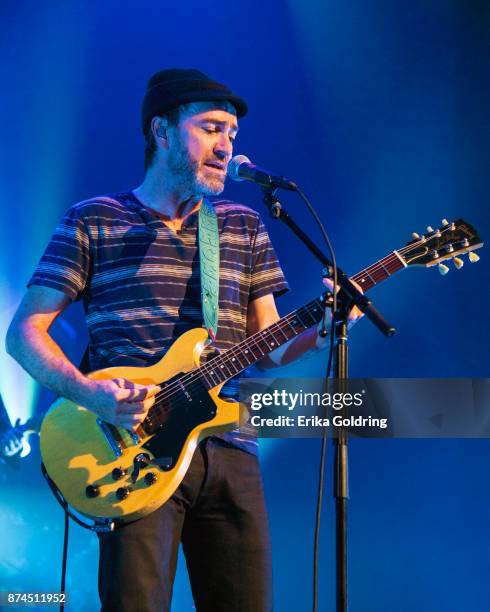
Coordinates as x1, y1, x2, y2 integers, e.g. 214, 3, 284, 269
151, 116, 168, 141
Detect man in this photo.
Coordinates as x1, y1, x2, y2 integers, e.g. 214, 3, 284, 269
6, 69, 360, 611
0, 394, 24, 465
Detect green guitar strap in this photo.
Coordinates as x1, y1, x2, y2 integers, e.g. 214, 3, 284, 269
198, 199, 220, 342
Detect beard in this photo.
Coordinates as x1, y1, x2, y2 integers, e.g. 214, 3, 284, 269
167, 143, 225, 196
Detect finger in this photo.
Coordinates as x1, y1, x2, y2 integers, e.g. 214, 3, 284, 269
114, 378, 153, 392
117, 401, 150, 415
143, 385, 161, 398
322, 278, 335, 290
117, 384, 160, 402
347, 311, 362, 322
118, 413, 147, 430
348, 307, 364, 320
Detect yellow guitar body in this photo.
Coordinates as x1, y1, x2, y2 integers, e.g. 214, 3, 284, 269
40, 328, 247, 524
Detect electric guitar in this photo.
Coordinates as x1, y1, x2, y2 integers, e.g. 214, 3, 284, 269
0, 416, 40, 467
40, 219, 483, 524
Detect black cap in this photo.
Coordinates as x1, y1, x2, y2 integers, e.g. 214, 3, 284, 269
141, 68, 248, 134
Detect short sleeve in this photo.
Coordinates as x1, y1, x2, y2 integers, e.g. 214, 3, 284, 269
249, 215, 289, 301
28, 205, 91, 301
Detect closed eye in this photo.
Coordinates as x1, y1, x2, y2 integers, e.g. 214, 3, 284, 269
201, 121, 238, 140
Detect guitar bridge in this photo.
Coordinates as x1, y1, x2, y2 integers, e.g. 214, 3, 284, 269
96, 419, 123, 458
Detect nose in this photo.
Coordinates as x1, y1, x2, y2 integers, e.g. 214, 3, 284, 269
214, 132, 233, 161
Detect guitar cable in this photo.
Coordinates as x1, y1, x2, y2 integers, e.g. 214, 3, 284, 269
41, 463, 116, 612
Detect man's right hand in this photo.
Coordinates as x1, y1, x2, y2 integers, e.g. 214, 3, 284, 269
79, 378, 161, 430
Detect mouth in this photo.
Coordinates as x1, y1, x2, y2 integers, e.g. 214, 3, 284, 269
204, 161, 226, 173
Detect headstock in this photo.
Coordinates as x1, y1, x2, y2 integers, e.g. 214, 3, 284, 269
399, 219, 483, 274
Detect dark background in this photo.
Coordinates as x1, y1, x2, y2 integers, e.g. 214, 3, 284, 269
1, 1, 489, 609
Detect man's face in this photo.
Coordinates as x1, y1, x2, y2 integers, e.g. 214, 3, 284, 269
166, 102, 238, 196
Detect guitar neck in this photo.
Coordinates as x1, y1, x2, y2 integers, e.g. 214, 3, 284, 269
199, 249, 405, 389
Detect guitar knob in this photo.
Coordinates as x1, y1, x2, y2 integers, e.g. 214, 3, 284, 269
469, 252, 480, 263
112, 467, 127, 481
438, 263, 450, 275
144, 472, 158, 486
426, 226, 434, 233
86, 484, 100, 498
411, 232, 420, 239
453, 257, 464, 269
116, 487, 131, 500
441, 219, 449, 226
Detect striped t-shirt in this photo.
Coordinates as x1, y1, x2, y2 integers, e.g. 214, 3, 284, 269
29, 191, 288, 454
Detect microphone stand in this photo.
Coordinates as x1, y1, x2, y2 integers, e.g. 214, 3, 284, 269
260, 186, 395, 612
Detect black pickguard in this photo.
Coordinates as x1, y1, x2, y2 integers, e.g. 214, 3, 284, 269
142, 374, 216, 469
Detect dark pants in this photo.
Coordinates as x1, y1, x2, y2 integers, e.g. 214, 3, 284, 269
98, 438, 272, 612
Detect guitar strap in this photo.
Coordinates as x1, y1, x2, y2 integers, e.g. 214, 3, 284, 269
198, 199, 220, 342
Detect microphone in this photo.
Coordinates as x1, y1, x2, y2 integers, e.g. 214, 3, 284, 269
227, 155, 297, 191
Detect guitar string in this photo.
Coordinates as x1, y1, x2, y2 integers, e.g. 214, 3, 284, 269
146, 224, 458, 410
139, 225, 462, 427
145, 225, 458, 413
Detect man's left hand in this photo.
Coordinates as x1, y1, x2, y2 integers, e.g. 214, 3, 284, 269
322, 277, 365, 327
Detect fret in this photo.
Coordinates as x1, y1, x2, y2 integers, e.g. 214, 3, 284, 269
242, 346, 256, 364
262, 328, 281, 351
299, 304, 319, 326
380, 262, 391, 276
216, 358, 234, 379
294, 310, 309, 328
232, 350, 249, 370
354, 275, 372, 290
200, 369, 215, 388
371, 266, 388, 281
246, 334, 264, 363
275, 322, 291, 342
285, 317, 300, 335
204, 366, 223, 387
363, 270, 376, 284
393, 250, 407, 267
270, 323, 287, 349
248, 332, 268, 358
226, 353, 242, 374
290, 312, 307, 333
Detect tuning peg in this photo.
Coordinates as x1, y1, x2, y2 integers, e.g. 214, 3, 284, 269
441, 219, 449, 226
453, 257, 464, 269
411, 232, 420, 239
468, 252, 480, 263
426, 226, 434, 232
438, 263, 450, 275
